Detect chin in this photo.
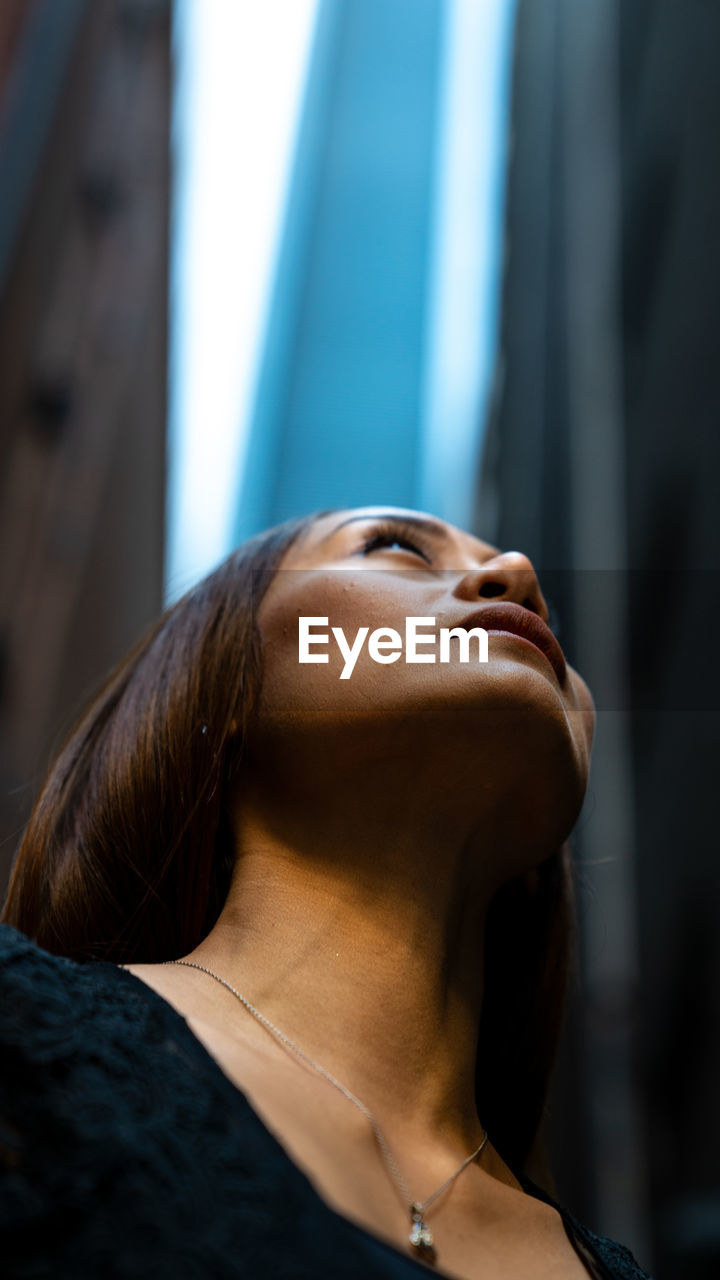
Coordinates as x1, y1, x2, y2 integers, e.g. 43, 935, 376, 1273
461, 678, 589, 833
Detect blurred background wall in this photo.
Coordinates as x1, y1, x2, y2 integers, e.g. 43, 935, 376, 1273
483, 2, 720, 1276
1, 2, 718, 1276
0, 0, 168, 895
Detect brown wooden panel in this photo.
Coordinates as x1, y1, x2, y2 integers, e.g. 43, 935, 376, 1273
0, 0, 170, 892
0, 0, 28, 97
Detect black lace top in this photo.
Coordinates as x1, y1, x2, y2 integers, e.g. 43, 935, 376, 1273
0, 924, 653, 1279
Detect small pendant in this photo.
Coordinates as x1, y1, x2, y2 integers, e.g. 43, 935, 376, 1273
409, 1204, 436, 1262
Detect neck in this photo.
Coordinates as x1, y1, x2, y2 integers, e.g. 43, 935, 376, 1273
190, 803, 495, 1150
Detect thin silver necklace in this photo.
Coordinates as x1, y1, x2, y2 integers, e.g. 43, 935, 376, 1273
165, 958, 489, 1264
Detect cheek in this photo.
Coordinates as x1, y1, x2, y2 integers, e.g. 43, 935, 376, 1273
253, 576, 393, 731
257, 572, 422, 691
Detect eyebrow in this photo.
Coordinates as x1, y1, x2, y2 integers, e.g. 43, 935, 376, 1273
317, 512, 452, 547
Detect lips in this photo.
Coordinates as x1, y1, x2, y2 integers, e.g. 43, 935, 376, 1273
458, 601, 567, 684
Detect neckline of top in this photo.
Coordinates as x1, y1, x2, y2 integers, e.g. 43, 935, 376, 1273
103, 957, 609, 1280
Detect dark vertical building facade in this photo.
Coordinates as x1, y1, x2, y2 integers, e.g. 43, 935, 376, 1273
0, 0, 170, 895
482, 1, 720, 1275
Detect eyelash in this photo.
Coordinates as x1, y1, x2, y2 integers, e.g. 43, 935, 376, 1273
360, 520, 433, 563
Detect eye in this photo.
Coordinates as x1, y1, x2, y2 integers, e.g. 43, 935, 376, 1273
360, 522, 433, 564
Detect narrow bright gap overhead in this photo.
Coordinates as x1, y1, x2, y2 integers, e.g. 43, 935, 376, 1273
166, 0, 318, 602
420, 0, 517, 530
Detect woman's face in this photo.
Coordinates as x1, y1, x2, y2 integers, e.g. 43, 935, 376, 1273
248, 506, 596, 874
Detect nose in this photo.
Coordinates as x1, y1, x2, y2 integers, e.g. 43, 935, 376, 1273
452, 551, 549, 624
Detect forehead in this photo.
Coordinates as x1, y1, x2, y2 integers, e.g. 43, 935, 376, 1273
285, 506, 501, 567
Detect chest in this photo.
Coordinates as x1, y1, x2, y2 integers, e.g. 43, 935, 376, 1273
180, 1016, 598, 1280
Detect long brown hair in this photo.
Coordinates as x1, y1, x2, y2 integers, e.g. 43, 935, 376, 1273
2, 509, 575, 1176
2, 513, 315, 962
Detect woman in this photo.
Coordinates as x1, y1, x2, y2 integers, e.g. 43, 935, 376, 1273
1, 505, 652, 1279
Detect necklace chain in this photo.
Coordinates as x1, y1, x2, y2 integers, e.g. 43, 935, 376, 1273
165, 958, 489, 1259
